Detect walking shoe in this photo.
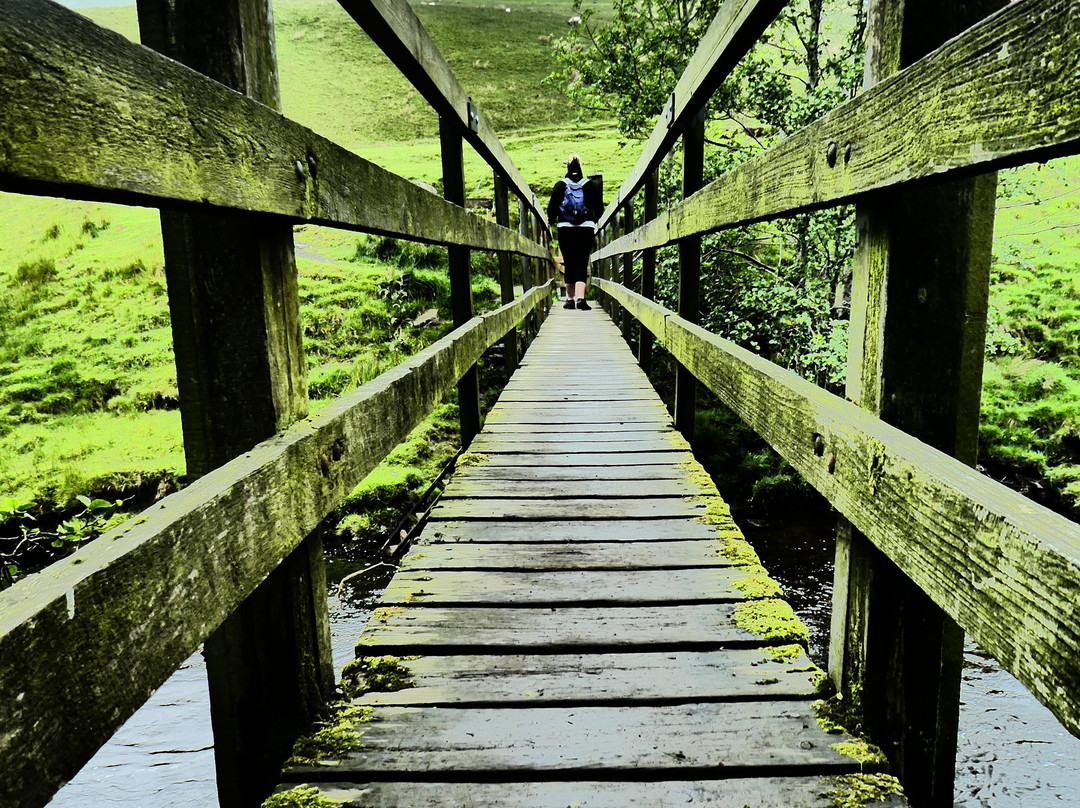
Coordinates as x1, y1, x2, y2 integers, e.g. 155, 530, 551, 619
576, 298, 591, 311
563, 298, 576, 309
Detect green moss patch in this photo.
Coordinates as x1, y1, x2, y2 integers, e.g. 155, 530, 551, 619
822, 774, 905, 808
763, 644, 804, 663
457, 451, 490, 468
286, 703, 374, 766
261, 785, 342, 808
341, 655, 416, 698
733, 599, 809, 645
733, 572, 783, 600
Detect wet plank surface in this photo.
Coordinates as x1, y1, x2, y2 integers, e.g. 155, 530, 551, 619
276, 306, 902, 806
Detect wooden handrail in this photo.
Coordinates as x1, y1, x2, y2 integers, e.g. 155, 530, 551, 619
594, 0, 1080, 259
594, 276, 1080, 741
0, 282, 554, 808
595, 0, 785, 230
338, 0, 548, 232
0, 0, 548, 259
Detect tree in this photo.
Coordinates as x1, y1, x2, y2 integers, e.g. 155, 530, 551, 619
549, 0, 867, 391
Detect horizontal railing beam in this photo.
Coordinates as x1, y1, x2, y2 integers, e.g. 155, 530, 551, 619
0, 281, 554, 808
594, 276, 1080, 741
594, 0, 1080, 259
596, 0, 785, 230
338, 0, 547, 231
0, 0, 548, 260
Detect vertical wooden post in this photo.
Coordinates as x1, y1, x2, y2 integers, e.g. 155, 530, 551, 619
518, 197, 534, 346
493, 173, 517, 376
638, 170, 659, 373
674, 113, 705, 445
621, 199, 635, 345
829, 1, 1002, 804
440, 117, 480, 446
135, 3, 333, 806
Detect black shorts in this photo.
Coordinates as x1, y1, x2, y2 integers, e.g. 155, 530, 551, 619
559, 226, 595, 286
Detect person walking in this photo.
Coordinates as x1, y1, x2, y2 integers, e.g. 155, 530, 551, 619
547, 155, 602, 310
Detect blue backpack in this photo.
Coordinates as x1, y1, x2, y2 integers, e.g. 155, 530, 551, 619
559, 179, 588, 224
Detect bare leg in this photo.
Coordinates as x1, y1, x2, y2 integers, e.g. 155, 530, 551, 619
575, 281, 586, 298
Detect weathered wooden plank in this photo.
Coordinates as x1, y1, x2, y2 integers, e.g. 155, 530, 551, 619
335, 0, 546, 228
484, 410, 672, 426
0, 285, 552, 808
469, 437, 684, 454
380, 568, 762, 607
595, 277, 1080, 739
272, 778, 905, 808
596, 0, 785, 230
0, 0, 547, 258
480, 422, 670, 434
424, 519, 722, 543
464, 452, 686, 466
430, 497, 705, 521
440, 478, 701, 499
352, 649, 820, 706
400, 540, 736, 571
356, 603, 799, 655
593, 0, 1080, 259
454, 465, 690, 482
495, 392, 659, 401
282, 702, 863, 777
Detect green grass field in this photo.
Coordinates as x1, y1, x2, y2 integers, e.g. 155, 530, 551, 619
1, 0, 1078, 526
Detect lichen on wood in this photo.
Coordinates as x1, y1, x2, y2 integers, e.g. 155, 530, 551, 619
261, 785, 342, 808
340, 655, 416, 699
733, 599, 809, 645
286, 702, 374, 767
822, 774, 906, 808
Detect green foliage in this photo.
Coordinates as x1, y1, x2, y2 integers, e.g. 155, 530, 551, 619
1, 493, 127, 589
546, 0, 720, 138
553, 0, 863, 396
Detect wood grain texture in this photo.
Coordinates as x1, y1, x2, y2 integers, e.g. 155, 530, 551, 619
272, 779, 905, 808
424, 518, 723, 543
0, 284, 552, 807
283, 702, 862, 776
441, 478, 701, 498
352, 649, 820, 706
379, 567, 758, 606
356, 603, 795, 655
399, 540, 737, 571
0, 0, 547, 258
595, 277, 1080, 739
593, 0, 1080, 259
453, 465, 691, 482
430, 497, 706, 521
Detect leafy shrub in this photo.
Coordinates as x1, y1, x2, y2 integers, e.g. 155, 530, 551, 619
15, 258, 57, 288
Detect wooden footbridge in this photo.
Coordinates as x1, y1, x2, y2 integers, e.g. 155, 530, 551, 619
2, 0, 1080, 807
273, 307, 886, 806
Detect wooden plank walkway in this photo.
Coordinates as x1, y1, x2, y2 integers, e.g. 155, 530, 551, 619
272, 306, 905, 807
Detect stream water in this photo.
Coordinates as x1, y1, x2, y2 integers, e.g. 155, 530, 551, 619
47, 521, 1080, 807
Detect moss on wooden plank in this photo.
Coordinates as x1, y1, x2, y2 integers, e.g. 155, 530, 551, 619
286, 703, 374, 767
822, 774, 906, 808
261, 785, 342, 808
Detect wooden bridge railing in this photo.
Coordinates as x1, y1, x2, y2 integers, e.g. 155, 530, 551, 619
591, 0, 1080, 805
0, 1, 553, 807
